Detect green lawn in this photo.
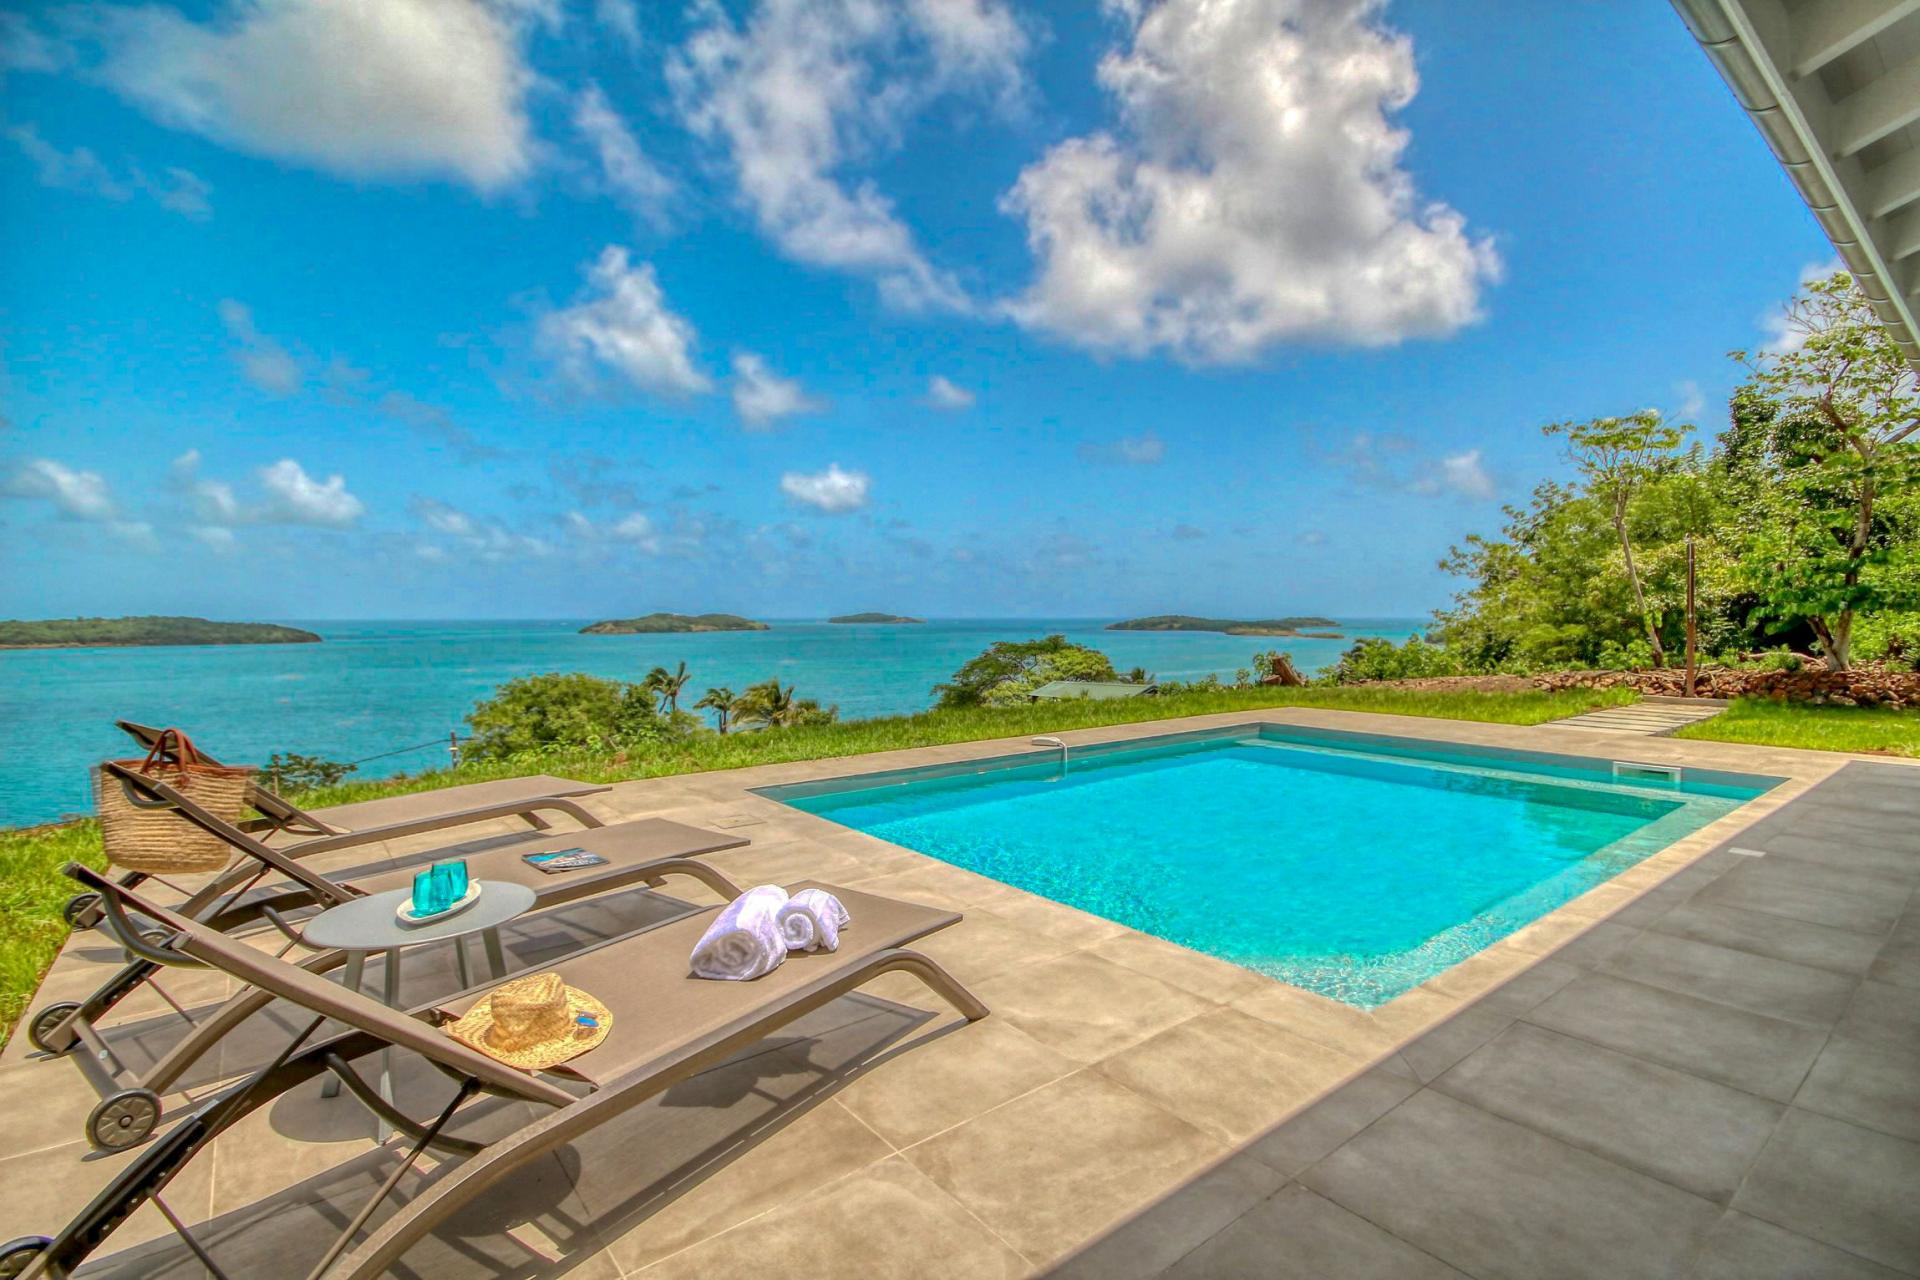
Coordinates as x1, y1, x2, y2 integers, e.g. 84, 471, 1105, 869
0, 683, 1632, 1045
1674, 698, 1920, 758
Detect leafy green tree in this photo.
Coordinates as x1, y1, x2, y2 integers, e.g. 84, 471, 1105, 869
1543, 411, 1686, 666
265, 752, 356, 793
694, 685, 738, 734
1323, 636, 1464, 684
464, 672, 665, 760
1724, 272, 1920, 669
932, 635, 1120, 707
643, 661, 692, 714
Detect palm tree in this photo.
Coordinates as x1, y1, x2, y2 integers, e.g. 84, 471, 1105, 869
694, 686, 737, 734
735, 679, 837, 729
643, 661, 691, 715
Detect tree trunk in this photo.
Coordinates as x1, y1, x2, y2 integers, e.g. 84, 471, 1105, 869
1614, 499, 1666, 667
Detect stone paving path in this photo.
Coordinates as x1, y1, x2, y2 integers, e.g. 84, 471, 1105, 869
1051, 760, 1920, 1280
1545, 696, 1730, 736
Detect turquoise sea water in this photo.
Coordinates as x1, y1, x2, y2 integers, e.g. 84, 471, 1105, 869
0, 617, 1418, 827
768, 728, 1770, 1006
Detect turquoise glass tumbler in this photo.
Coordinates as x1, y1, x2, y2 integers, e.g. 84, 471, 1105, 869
439, 860, 469, 902
411, 868, 445, 917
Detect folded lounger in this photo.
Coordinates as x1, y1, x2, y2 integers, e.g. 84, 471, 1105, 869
1, 866, 986, 1280
29, 762, 751, 1151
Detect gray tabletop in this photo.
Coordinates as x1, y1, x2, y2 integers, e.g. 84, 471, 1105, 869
302, 880, 536, 952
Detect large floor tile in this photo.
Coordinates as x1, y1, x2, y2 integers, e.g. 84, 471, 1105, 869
1794, 1036, 1920, 1142
1093, 1008, 1366, 1145
1833, 979, 1920, 1054
1734, 1108, 1920, 1273
832, 1015, 1076, 1148
1242, 1064, 1421, 1179
1692, 859, 1905, 935
1395, 1004, 1517, 1083
1165, 1184, 1466, 1280
1870, 916, 1920, 990
1689, 1211, 1909, 1280
1525, 973, 1827, 1102
1650, 901, 1883, 976
1432, 1023, 1782, 1202
1601, 931, 1857, 1028
905, 1069, 1226, 1266
973, 952, 1213, 1065
635, 1157, 1027, 1280
1088, 933, 1269, 1005
1301, 1090, 1722, 1280
1044, 1153, 1284, 1280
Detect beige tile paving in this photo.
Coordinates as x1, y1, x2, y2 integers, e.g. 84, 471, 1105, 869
1, 707, 1885, 1276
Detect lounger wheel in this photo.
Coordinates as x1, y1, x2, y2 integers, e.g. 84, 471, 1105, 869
26, 1001, 83, 1055
63, 891, 103, 929
87, 1088, 163, 1152
0, 1237, 50, 1279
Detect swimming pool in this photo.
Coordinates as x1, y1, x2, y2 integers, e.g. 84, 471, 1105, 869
759, 725, 1777, 1007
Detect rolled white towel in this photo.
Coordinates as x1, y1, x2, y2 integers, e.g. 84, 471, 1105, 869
776, 888, 851, 953
690, 885, 789, 981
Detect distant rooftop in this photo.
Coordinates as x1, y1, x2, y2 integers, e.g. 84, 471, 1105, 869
1674, 0, 1920, 367
1029, 680, 1158, 701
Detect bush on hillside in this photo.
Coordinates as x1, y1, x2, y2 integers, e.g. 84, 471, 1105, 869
464, 672, 667, 761
1322, 636, 1465, 684
933, 635, 1119, 707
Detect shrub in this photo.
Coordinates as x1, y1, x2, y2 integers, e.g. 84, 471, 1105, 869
933, 636, 1119, 707
264, 752, 356, 793
1322, 636, 1465, 684
1853, 612, 1920, 670
1595, 637, 1656, 671
464, 672, 666, 761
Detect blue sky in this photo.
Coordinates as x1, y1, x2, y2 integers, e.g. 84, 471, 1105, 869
0, 0, 1832, 621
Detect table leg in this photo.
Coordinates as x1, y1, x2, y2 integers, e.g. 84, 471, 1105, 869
482, 926, 508, 980
453, 935, 472, 990
376, 948, 401, 1142
321, 950, 366, 1100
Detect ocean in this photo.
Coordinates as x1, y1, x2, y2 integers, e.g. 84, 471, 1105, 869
0, 617, 1421, 827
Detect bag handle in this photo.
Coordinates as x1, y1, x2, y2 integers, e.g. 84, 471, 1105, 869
138, 727, 204, 774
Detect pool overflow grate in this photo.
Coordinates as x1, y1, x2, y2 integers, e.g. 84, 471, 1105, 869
1612, 760, 1683, 785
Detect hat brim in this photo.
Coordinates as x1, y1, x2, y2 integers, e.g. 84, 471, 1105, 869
445, 985, 612, 1072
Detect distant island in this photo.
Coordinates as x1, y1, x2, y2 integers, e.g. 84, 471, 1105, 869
828, 612, 925, 625
0, 616, 322, 650
581, 613, 769, 635
1108, 614, 1343, 638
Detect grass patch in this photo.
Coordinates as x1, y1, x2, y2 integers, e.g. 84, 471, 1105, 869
1674, 698, 1920, 758
0, 683, 1630, 1046
0, 821, 106, 1045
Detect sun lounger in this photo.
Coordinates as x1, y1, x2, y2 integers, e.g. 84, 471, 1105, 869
1, 866, 985, 1280
27, 763, 751, 1150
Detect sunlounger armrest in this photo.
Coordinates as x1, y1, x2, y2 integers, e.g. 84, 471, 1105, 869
285, 796, 608, 856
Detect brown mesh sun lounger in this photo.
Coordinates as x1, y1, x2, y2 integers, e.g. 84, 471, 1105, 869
3, 866, 985, 1280
27, 762, 751, 1151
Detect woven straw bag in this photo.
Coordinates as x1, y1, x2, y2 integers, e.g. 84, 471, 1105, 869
95, 729, 254, 875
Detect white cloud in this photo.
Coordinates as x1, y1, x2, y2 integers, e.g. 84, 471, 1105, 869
4, 457, 119, 520
1078, 431, 1165, 465
731, 352, 824, 429
90, 0, 534, 190
567, 509, 665, 554
1412, 448, 1496, 500
670, 0, 1026, 310
169, 450, 244, 523
538, 246, 711, 396
414, 497, 548, 560
595, 0, 642, 48
1002, 0, 1498, 362
574, 83, 672, 227
218, 299, 303, 395
1, 12, 70, 73
1760, 258, 1845, 354
781, 462, 870, 513
924, 374, 975, 410
259, 459, 364, 526
4, 123, 212, 219
190, 525, 237, 552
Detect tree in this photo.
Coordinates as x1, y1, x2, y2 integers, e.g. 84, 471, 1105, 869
464, 672, 664, 760
1727, 272, 1920, 669
694, 686, 738, 734
643, 661, 692, 714
734, 679, 837, 729
932, 635, 1120, 707
1544, 411, 1686, 666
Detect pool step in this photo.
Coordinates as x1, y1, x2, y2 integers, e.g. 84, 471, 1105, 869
1544, 699, 1727, 736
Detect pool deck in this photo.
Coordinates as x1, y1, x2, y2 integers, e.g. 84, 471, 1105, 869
2, 707, 1915, 1277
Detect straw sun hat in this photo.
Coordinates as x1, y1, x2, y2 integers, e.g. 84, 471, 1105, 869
445, 971, 611, 1071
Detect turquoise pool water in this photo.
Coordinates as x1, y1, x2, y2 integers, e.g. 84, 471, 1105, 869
762, 727, 1775, 1007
